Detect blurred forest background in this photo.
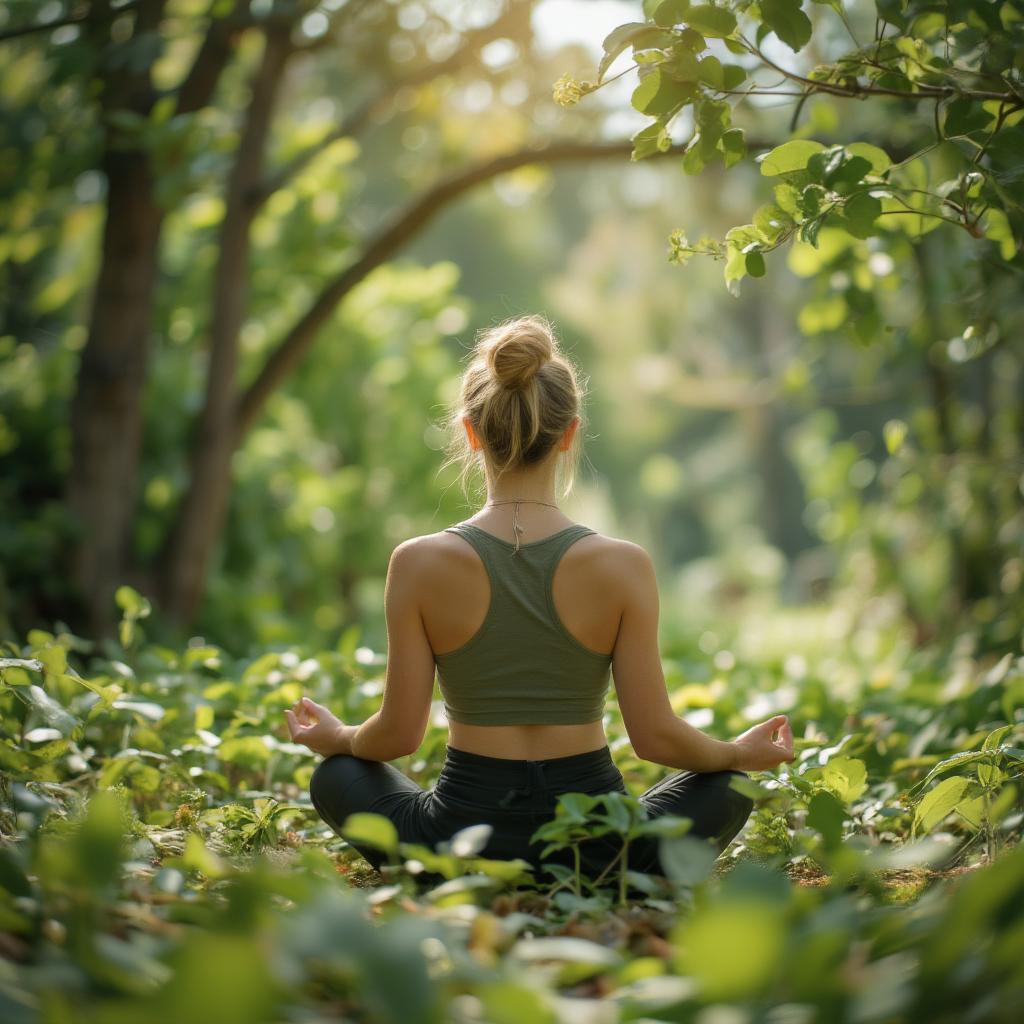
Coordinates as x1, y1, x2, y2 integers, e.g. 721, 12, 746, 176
1, 0, 1020, 662
2, 3, 1024, 1021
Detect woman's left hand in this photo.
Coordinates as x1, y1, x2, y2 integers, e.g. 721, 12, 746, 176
285, 697, 353, 757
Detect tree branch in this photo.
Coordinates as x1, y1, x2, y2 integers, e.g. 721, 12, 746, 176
237, 136, 710, 435
174, 0, 252, 116
255, 0, 534, 202
0, 0, 141, 44
746, 36, 1019, 105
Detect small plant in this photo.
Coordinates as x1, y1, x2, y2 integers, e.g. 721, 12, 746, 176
532, 790, 694, 907
908, 725, 1024, 862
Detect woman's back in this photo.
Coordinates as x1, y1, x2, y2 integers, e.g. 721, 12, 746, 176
420, 515, 628, 759
294, 314, 787, 883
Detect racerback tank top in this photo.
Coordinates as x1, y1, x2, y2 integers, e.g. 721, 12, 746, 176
434, 522, 613, 725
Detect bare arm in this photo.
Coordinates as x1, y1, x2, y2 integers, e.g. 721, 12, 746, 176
610, 543, 793, 773
286, 539, 435, 762
348, 539, 436, 760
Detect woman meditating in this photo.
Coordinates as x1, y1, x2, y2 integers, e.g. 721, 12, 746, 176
286, 314, 795, 883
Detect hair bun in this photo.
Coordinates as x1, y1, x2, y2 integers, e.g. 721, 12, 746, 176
484, 316, 554, 390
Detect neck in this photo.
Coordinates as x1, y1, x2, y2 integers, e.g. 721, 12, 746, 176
483, 465, 559, 506
487, 491, 559, 505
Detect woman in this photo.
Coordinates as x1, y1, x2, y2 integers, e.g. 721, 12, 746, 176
286, 315, 794, 885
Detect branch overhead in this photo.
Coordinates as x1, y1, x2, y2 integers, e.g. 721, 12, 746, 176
237, 135, 750, 435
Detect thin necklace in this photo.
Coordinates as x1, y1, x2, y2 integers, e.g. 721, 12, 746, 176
482, 497, 561, 555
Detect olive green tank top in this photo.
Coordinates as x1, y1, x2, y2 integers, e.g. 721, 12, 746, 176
434, 522, 613, 725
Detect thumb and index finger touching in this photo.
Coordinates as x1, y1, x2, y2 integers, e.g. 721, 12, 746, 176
771, 715, 795, 759
285, 707, 315, 740
758, 714, 795, 759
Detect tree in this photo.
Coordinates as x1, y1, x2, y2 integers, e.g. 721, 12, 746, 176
1, 0, 688, 635
562, 0, 1022, 292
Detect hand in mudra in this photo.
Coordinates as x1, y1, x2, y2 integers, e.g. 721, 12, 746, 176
731, 714, 795, 771
285, 696, 350, 757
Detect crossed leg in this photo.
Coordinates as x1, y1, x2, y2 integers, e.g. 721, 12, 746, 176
631, 767, 755, 872
309, 755, 755, 884
309, 754, 432, 873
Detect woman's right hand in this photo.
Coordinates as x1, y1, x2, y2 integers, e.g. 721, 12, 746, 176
730, 714, 795, 771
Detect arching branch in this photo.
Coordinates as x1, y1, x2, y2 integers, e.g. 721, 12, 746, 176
238, 136, 727, 435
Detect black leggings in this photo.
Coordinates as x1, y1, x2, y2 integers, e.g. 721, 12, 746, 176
309, 744, 754, 885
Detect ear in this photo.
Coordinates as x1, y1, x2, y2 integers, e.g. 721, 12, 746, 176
559, 415, 580, 452
462, 415, 482, 452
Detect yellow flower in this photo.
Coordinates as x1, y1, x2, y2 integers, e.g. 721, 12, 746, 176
552, 74, 594, 108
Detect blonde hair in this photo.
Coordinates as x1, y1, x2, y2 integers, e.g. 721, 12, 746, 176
440, 314, 587, 501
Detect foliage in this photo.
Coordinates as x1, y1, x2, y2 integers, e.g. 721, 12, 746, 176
2, 594, 1023, 1021
570, 0, 1024, 293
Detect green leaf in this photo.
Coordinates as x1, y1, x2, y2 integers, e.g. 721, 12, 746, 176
659, 835, 717, 885
753, 202, 791, 242
914, 776, 971, 834
673, 886, 787, 999
883, 419, 908, 454
722, 63, 747, 90
720, 127, 746, 168
745, 251, 766, 277
955, 793, 986, 829
663, 47, 700, 81
943, 97, 990, 137
697, 55, 724, 88
820, 756, 868, 804
828, 155, 873, 189
723, 242, 747, 295
115, 585, 152, 620
599, 23, 669, 81
806, 789, 846, 847
556, 792, 599, 821
631, 68, 696, 115
912, 750, 991, 791
842, 192, 882, 238
682, 137, 706, 175
0, 657, 44, 676
341, 811, 399, 856
178, 831, 230, 879
683, 5, 737, 38
982, 725, 1013, 750
760, 140, 825, 176
217, 735, 272, 767
845, 142, 892, 175
632, 120, 672, 160
26, 684, 78, 737
984, 208, 1017, 260
728, 775, 776, 801
34, 646, 67, 677
449, 823, 493, 857
652, 0, 691, 26
760, 0, 812, 52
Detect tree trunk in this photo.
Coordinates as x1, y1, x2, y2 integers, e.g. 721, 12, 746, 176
65, 0, 241, 636
67, 149, 165, 636
159, 27, 293, 625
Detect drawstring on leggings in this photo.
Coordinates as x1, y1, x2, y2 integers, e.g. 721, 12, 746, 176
498, 760, 549, 809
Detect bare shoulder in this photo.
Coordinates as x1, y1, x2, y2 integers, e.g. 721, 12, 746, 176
570, 532, 654, 599
388, 530, 466, 574
580, 532, 652, 571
